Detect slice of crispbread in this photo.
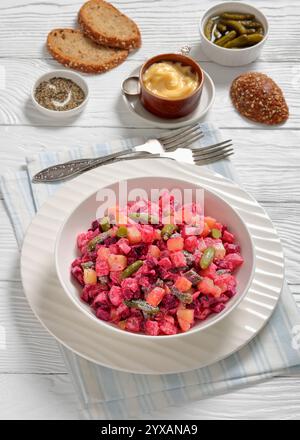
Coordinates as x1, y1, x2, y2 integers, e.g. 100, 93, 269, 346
78, 0, 141, 50
47, 28, 128, 73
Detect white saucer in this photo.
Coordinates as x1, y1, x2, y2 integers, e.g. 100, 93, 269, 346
21, 159, 284, 374
122, 67, 215, 128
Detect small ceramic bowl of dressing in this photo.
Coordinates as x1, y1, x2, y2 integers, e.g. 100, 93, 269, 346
129, 53, 204, 119
31, 70, 89, 119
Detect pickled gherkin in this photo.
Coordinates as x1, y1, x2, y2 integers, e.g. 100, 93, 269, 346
121, 260, 143, 279
204, 11, 264, 48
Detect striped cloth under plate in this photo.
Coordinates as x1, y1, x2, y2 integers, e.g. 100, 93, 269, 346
1, 123, 300, 419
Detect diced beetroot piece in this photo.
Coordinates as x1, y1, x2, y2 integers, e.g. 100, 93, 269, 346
95, 258, 110, 276
97, 246, 110, 261
110, 307, 119, 322
158, 257, 172, 270
159, 319, 178, 335
125, 316, 141, 333
161, 293, 179, 312
121, 277, 139, 292
108, 285, 123, 306
214, 222, 223, 231
96, 307, 110, 321
167, 237, 184, 252
145, 320, 160, 336
71, 266, 84, 286
92, 291, 109, 307
224, 243, 241, 254
137, 276, 151, 289
184, 236, 198, 253
141, 225, 155, 243
170, 251, 187, 268
148, 245, 161, 258
146, 287, 165, 307
216, 293, 230, 303
77, 229, 98, 254
197, 308, 211, 320
177, 308, 194, 332
108, 254, 127, 271
204, 237, 216, 248
224, 253, 244, 270
109, 244, 119, 255
192, 291, 201, 301
127, 226, 142, 244
214, 273, 237, 293
117, 238, 131, 255
223, 230, 235, 243
200, 263, 217, 280
175, 276, 192, 292
109, 270, 122, 285
116, 303, 131, 319
211, 303, 226, 314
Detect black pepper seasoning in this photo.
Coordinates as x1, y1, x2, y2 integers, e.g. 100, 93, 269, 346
34, 77, 85, 111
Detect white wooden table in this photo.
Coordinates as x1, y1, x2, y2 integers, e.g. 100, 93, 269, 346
0, 0, 300, 420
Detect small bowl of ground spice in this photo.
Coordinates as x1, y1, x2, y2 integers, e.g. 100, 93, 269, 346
32, 70, 89, 118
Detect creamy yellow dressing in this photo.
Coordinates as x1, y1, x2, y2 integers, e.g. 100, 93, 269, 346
143, 61, 199, 99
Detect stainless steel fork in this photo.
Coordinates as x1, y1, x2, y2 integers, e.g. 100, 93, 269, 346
32, 124, 204, 182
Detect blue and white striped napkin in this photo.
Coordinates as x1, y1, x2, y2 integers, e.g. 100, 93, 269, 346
1, 123, 300, 420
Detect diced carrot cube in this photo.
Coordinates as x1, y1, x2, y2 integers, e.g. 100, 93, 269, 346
204, 216, 216, 229
175, 276, 192, 292
167, 237, 184, 252
146, 287, 165, 307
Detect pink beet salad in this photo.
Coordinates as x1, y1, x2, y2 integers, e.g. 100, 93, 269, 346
71, 195, 244, 335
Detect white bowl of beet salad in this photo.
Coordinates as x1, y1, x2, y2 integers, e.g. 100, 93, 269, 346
55, 177, 255, 338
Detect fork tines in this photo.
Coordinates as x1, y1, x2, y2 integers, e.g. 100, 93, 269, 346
159, 123, 204, 152
192, 139, 234, 165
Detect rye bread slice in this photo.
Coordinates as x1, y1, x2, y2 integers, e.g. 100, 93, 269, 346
47, 28, 128, 73
78, 0, 141, 50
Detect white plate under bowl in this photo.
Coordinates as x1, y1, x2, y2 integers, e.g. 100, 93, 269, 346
122, 67, 215, 129
55, 176, 255, 338
21, 159, 284, 374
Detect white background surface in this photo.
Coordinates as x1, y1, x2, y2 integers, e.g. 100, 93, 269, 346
0, 0, 299, 419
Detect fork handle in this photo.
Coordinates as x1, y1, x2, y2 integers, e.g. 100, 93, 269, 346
31, 147, 137, 182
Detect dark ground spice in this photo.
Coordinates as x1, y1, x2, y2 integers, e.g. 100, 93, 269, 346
34, 77, 85, 111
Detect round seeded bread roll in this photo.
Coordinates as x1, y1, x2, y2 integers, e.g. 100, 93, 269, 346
78, 0, 141, 50
47, 28, 128, 73
230, 72, 289, 125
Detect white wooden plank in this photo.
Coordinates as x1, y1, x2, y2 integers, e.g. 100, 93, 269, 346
0, 0, 299, 62
0, 374, 80, 420
0, 59, 298, 128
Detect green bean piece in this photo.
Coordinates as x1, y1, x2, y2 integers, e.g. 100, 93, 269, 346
100, 216, 111, 232
171, 287, 193, 304
200, 246, 215, 270
87, 230, 111, 251
220, 19, 247, 35
117, 226, 128, 238
220, 12, 255, 20
224, 33, 263, 48
214, 30, 237, 47
121, 260, 143, 279
211, 228, 222, 239
204, 18, 214, 40
161, 224, 177, 240
217, 23, 227, 33
124, 299, 159, 314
